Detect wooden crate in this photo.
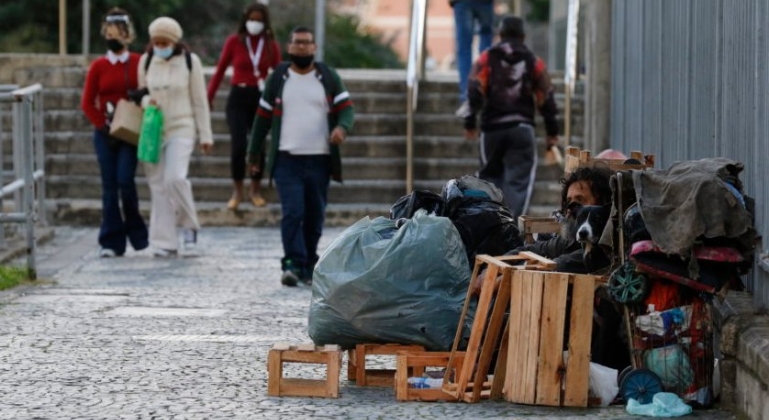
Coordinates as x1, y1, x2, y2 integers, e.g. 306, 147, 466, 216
347, 343, 425, 387
564, 147, 655, 175
518, 215, 561, 244
395, 351, 467, 402
442, 254, 555, 403
267, 343, 342, 398
504, 271, 605, 407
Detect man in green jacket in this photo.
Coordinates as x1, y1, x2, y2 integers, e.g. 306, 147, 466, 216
248, 26, 355, 287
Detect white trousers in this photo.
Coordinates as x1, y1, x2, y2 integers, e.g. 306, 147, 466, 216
144, 136, 200, 251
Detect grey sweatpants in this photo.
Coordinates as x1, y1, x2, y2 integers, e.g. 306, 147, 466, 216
477, 124, 537, 218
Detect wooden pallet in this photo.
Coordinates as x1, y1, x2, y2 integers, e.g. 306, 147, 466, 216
267, 343, 342, 398
347, 343, 425, 387
503, 271, 606, 407
394, 351, 467, 402
442, 254, 556, 403
497, 251, 558, 271
564, 147, 655, 175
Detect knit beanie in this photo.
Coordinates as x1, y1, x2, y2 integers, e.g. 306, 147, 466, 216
148, 17, 183, 43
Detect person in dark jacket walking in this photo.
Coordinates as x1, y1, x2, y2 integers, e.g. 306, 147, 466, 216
247, 26, 355, 287
464, 15, 559, 218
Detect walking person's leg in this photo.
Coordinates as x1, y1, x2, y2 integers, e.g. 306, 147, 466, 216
477, 130, 506, 193
116, 142, 148, 251
161, 137, 200, 245
501, 124, 537, 218
93, 129, 126, 256
226, 86, 249, 209
453, 1, 474, 103
144, 147, 178, 253
300, 155, 331, 283
273, 153, 307, 286
473, 0, 494, 54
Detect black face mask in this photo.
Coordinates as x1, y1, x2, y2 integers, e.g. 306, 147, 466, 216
106, 38, 124, 52
288, 54, 314, 70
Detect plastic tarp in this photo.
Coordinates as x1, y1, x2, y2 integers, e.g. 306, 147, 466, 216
308, 210, 471, 350
626, 392, 693, 417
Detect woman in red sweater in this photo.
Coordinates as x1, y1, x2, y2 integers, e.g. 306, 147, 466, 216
207, 2, 282, 210
80, 8, 148, 257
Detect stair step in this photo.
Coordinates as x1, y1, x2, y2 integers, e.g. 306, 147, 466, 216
45, 175, 563, 206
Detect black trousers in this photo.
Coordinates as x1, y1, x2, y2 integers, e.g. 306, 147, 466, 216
226, 85, 264, 181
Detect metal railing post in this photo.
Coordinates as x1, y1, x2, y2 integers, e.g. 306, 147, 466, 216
20, 98, 36, 279
406, 0, 427, 194
34, 91, 47, 226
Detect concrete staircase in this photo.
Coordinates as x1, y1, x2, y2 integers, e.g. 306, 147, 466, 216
8, 65, 583, 227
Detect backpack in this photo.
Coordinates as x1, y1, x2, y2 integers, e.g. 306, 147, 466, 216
486, 41, 536, 111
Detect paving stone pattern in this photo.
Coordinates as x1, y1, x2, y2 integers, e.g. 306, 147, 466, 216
0, 227, 738, 419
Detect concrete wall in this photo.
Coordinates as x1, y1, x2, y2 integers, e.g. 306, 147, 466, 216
0, 54, 89, 85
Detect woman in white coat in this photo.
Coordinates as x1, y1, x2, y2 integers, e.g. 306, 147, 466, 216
137, 17, 213, 257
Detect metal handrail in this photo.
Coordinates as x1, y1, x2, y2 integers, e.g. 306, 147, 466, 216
0, 83, 46, 279
405, 0, 427, 193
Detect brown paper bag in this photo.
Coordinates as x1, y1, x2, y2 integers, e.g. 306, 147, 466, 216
544, 146, 564, 167
109, 99, 142, 145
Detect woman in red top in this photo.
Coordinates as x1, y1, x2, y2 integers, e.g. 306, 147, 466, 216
80, 8, 148, 257
207, 2, 282, 210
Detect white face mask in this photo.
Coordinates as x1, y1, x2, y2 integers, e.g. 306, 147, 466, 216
246, 20, 264, 36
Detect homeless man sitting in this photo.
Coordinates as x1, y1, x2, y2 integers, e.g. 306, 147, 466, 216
474, 166, 630, 371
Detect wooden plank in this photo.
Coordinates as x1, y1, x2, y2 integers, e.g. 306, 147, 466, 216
522, 271, 544, 404
272, 342, 292, 351
491, 319, 510, 400
444, 256, 485, 394
323, 344, 341, 352
267, 349, 283, 396
563, 274, 594, 407
517, 251, 557, 270
278, 378, 331, 398
326, 351, 341, 398
395, 354, 409, 401
505, 268, 526, 402
296, 343, 316, 351
280, 350, 334, 364
470, 267, 512, 402
455, 263, 499, 395
366, 344, 424, 355
535, 273, 569, 406
355, 345, 367, 385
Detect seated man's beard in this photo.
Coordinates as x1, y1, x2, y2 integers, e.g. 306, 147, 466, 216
560, 216, 578, 241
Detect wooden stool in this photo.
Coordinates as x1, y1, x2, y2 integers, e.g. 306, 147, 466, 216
347, 343, 425, 387
394, 351, 466, 402
267, 343, 342, 398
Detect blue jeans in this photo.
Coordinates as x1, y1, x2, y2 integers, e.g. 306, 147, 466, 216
453, 0, 494, 102
93, 129, 148, 254
273, 153, 331, 273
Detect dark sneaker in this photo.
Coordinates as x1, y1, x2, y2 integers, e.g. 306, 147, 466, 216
300, 266, 314, 286
281, 269, 300, 287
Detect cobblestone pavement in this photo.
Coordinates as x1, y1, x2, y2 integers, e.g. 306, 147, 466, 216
0, 227, 738, 419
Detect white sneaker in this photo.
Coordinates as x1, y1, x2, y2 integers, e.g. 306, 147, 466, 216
99, 248, 117, 258
183, 229, 197, 249
153, 248, 178, 258
455, 101, 472, 118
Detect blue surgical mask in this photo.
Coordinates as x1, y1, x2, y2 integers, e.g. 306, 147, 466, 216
153, 46, 174, 59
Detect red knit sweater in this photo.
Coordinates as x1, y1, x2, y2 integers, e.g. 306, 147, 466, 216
206, 34, 282, 104
81, 53, 140, 129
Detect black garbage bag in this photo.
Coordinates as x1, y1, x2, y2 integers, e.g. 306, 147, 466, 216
308, 210, 470, 350
389, 189, 444, 220
441, 175, 524, 265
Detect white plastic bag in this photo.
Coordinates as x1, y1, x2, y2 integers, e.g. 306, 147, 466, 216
588, 362, 619, 406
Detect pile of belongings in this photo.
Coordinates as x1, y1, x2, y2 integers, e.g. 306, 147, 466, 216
308, 176, 522, 350
612, 157, 755, 296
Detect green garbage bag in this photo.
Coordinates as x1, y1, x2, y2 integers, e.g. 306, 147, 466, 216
137, 105, 163, 163
308, 210, 471, 351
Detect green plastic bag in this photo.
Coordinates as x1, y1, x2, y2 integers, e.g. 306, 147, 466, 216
137, 105, 163, 163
